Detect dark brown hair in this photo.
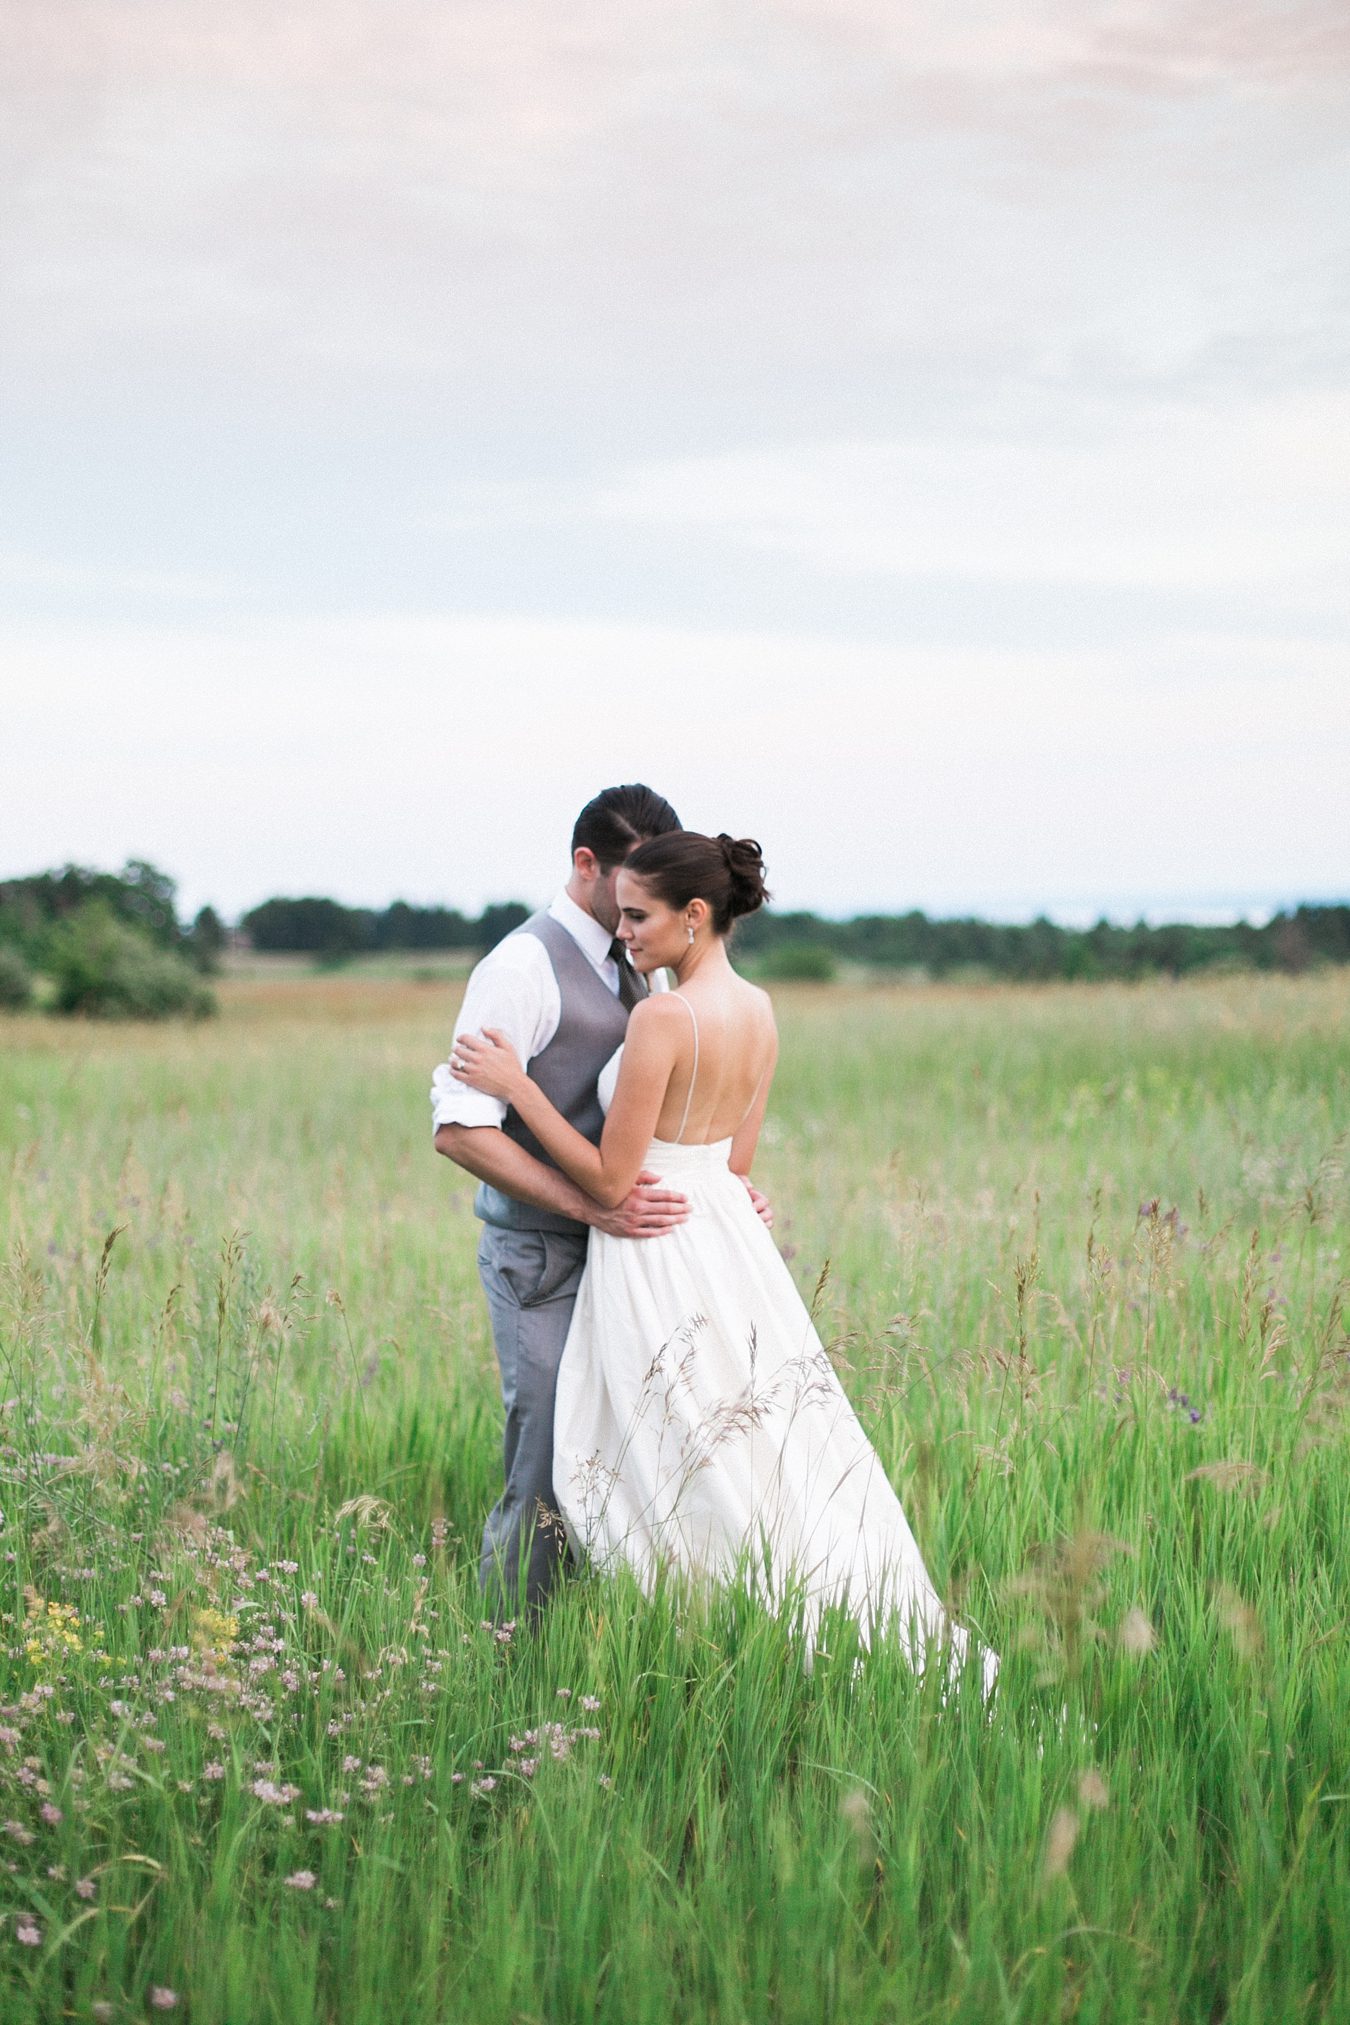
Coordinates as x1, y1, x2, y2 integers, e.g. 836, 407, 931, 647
623, 831, 769, 936
571, 784, 682, 870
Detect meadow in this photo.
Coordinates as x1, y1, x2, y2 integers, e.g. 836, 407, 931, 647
1, 966, 1347, 2023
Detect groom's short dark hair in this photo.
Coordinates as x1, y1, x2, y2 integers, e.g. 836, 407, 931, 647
572, 784, 682, 869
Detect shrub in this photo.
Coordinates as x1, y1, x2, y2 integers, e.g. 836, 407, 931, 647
188, 904, 228, 973
756, 942, 838, 983
0, 943, 34, 1010
46, 903, 216, 1020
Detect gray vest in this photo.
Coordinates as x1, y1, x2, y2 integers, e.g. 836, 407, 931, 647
474, 910, 645, 1236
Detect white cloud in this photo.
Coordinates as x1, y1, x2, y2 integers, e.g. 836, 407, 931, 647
3, 0, 1345, 402
589, 386, 1350, 606
4, 606, 1344, 917
0, 3, 1345, 919
0, 551, 231, 602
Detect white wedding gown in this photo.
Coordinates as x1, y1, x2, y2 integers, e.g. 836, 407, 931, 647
552, 1020, 999, 1700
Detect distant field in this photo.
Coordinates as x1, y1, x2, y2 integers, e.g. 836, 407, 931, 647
2, 971, 1347, 2022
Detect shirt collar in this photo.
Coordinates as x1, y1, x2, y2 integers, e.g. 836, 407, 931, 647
547, 888, 617, 968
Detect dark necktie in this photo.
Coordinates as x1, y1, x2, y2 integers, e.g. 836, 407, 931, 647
608, 937, 645, 1012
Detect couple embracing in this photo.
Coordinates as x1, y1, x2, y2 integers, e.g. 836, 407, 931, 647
432, 783, 997, 1699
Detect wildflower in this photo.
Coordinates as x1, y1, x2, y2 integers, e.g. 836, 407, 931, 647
305, 1808, 344, 1825
203, 1762, 225, 1781
190, 1607, 239, 1666
149, 1988, 178, 2009
39, 1801, 62, 1825
285, 1870, 316, 1891
250, 1778, 300, 1806
580, 1695, 601, 1711
300, 1591, 319, 1609
470, 1777, 498, 1795
76, 1878, 97, 1900
555, 1687, 572, 1700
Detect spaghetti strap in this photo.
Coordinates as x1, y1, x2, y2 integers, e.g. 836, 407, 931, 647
672, 994, 700, 1143
736, 1057, 770, 1133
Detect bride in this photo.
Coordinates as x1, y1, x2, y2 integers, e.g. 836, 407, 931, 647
450, 831, 997, 1698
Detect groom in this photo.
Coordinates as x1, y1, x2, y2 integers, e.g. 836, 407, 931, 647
432, 783, 691, 1617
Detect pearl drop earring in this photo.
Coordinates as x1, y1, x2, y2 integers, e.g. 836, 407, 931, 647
687, 924, 695, 944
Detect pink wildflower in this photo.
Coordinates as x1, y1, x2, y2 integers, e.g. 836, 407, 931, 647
250, 1778, 299, 1806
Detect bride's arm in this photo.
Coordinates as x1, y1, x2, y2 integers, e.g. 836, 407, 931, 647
450, 998, 680, 1208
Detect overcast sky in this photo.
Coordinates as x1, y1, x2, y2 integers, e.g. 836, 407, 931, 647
2, 1, 1347, 921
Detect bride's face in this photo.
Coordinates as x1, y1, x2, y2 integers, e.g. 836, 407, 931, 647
614, 871, 687, 972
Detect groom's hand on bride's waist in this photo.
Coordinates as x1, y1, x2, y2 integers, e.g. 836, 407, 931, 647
738, 1177, 774, 1229
589, 1170, 689, 1239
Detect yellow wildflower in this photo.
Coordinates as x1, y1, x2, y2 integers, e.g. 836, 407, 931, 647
190, 1606, 239, 1665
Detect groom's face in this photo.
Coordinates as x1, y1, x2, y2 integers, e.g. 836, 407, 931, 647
589, 838, 655, 934
589, 859, 625, 934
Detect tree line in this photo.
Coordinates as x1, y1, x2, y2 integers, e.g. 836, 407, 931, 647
239, 890, 1350, 981
239, 895, 531, 956
735, 902, 1350, 982
2, 862, 1348, 1019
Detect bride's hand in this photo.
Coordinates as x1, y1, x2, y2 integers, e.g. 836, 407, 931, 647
449, 1027, 527, 1102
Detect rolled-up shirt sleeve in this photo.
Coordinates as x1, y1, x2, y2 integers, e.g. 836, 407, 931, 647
430, 935, 558, 1133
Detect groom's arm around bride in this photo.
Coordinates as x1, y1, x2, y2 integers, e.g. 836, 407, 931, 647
429, 784, 691, 1618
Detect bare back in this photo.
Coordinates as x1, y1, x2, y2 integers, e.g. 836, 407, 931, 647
652, 976, 777, 1145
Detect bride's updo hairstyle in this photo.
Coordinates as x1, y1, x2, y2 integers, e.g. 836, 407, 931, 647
623, 831, 770, 937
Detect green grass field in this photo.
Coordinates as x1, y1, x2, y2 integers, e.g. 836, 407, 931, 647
2, 968, 1348, 2023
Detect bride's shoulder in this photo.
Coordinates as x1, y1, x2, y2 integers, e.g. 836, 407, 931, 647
625, 993, 689, 1039
739, 978, 777, 1026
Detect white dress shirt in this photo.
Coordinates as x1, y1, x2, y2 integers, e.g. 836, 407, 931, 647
430, 889, 667, 1132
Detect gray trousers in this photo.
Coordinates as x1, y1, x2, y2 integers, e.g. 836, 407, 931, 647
476, 1223, 589, 1617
